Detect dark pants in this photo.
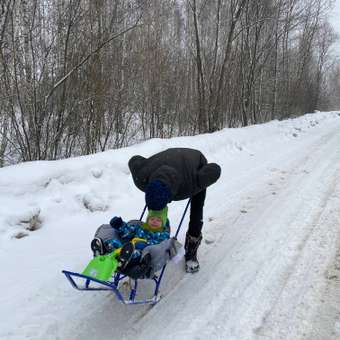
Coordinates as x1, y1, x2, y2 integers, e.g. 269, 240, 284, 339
188, 189, 206, 237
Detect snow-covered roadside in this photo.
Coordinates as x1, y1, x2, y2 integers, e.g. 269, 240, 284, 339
1, 111, 340, 340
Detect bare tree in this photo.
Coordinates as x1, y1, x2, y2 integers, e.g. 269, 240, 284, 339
0, 0, 338, 167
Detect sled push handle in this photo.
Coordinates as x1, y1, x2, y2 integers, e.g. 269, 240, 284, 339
153, 198, 191, 297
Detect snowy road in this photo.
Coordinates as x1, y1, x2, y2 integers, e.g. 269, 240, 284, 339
1, 112, 340, 340
120, 121, 340, 340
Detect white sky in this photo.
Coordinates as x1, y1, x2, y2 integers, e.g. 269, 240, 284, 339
329, 0, 340, 55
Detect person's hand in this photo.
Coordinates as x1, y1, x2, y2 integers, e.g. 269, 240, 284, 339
110, 216, 123, 229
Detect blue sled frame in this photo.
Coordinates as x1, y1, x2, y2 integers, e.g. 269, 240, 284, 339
62, 270, 163, 305
62, 199, 191, 305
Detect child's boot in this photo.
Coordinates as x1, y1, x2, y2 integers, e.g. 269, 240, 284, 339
124, 253, 152, 279
184, 232, 202, 273
118, 242, 135, 270
91, 237, 105, 256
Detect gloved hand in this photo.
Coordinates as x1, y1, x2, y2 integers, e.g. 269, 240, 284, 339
110, 216, 123, 229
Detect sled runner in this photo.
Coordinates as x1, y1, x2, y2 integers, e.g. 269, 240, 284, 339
62, 200, 190, 305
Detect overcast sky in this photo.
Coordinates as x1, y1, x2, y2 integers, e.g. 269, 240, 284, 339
329, 0, 340, 54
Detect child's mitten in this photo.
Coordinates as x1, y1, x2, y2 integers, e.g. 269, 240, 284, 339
110, 216, 123, 229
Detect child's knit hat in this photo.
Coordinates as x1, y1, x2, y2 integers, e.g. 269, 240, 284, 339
145, 180, 171, 210
143, 206, 168, 232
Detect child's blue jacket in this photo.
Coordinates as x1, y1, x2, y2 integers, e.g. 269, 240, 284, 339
107, 217, 170, 251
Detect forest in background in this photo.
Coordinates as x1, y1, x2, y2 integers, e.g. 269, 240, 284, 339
1, 0, 340, 166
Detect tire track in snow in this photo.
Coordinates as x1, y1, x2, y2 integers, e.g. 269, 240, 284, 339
254, 168, 340, 339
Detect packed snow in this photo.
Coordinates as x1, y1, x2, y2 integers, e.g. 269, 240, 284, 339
1, 112, 340, 340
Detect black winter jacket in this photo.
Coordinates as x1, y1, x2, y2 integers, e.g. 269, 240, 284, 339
128, 148, 221, 201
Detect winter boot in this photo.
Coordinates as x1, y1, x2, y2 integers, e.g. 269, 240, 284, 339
91, 237, 105, 257
118, 242, 135, 271
184, 232, 202, 273
123, 253, 152, 280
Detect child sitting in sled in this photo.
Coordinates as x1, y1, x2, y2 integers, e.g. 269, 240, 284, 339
91, 206, 181, 279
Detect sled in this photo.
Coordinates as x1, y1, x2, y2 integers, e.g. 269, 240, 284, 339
62, 199, 190, 305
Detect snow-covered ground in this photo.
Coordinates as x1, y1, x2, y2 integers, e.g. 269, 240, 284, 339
1, 112, 340, 340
